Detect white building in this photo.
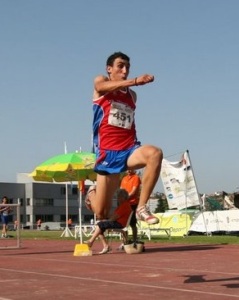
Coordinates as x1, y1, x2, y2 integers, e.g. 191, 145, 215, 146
0, 174, 101, 229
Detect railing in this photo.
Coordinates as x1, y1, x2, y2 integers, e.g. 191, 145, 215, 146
137, 226, 172, 240
74, 225, 95, 239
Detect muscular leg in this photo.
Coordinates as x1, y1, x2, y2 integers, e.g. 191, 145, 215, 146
92, 173, 120, 220
127, 144, 163, 208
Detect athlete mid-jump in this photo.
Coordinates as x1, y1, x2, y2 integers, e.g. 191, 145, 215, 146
90, 51, 163, 224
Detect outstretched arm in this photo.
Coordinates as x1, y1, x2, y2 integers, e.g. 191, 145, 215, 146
93, 74, 154, 98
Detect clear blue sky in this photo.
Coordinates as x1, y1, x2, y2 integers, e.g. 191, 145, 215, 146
1, 0, 239, 194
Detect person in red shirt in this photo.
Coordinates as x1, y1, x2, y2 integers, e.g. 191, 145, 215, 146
120, 170, 141, 242
91, 52, 163, 224
84, 189, 132, 254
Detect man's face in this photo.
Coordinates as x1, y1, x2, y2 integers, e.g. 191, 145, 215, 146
107, 58, 130, 80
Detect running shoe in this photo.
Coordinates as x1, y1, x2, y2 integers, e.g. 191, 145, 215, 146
136, 205, 159, 225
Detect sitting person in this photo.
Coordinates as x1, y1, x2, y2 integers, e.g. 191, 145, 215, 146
84, 188, 132, 254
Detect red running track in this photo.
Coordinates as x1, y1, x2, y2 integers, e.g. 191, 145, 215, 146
0, 239, 239, 300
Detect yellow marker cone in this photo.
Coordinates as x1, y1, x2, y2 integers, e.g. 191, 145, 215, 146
73, 244, 92, 256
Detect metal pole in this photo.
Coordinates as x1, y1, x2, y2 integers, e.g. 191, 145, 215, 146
186, 150, 209, 236
17, 200, 21, 248
61, 142, 73, 237
79, 189, 83, 243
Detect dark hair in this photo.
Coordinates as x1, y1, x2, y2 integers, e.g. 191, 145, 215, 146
106, 52, 130, 66
2, 196, 8, 202
117, 188, 129, 200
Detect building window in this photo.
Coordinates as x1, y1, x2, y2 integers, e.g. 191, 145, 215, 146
35, 198, 54, 206
60, 215, 66, 222
35, 215, 54, 222
84, 214, 94, 223
60, 187, 66, 195
46, 215, 54, 222
71, 187, 78, 195
61, 186, 78, 195
60, 215, 78, 223
27, 198, 31, 206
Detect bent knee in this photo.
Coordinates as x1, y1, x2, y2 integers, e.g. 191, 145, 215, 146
149, 146, 163, 162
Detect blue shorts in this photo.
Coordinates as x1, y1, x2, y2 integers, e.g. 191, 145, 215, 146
94, 143, 141, 175
1, 214, 9, 225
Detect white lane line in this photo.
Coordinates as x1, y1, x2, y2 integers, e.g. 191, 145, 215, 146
12, 256, 239, 277
0, 268, 239, 298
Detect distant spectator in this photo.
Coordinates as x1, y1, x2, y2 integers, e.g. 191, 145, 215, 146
0, 196, 11, 238
14, 220, 18, 231
68, 218, 72, 228
36, 219, 42, 230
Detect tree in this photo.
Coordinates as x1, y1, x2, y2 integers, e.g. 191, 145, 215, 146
154, 193, 169, 213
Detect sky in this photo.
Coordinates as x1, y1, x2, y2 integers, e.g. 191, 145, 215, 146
1, 0, 239, 194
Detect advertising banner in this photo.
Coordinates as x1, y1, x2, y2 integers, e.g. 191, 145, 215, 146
189, 210, 239, 232
161, 151, 201, 210
137, 212, 195, 237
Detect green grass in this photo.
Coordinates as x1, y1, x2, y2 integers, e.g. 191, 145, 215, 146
8, 230, 239, 245
152, 235, 239, 245
11, 230, 70, 240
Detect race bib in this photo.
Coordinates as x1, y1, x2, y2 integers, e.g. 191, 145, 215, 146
108, 101, 134, 129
